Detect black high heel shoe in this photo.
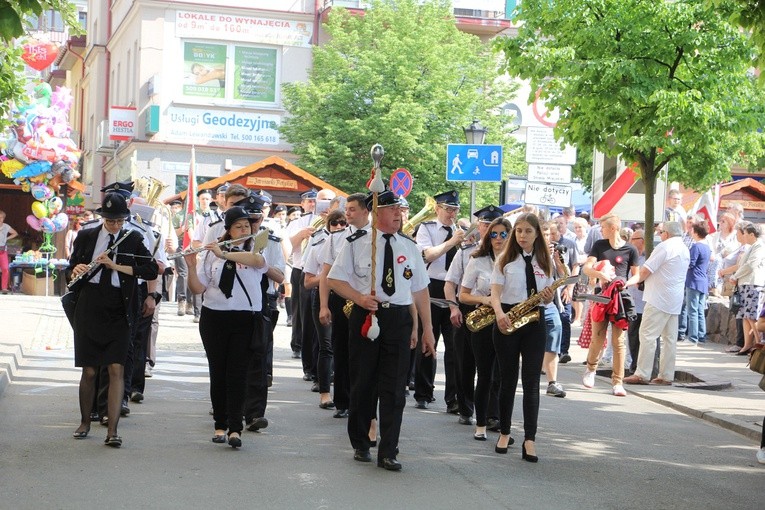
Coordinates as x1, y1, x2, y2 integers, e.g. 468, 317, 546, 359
522, 441, 538, 463
495, 434, 514, 453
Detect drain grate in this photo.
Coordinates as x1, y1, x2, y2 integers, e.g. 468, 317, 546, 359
594, 369, 732, 390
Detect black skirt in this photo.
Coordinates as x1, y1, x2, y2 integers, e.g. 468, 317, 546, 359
73, 283, 130, 367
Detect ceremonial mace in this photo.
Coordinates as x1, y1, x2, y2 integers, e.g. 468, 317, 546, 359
362, 144, 386, 341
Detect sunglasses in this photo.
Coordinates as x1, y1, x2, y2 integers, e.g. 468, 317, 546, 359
330, 220, 347, 227
490, 231, 508, 239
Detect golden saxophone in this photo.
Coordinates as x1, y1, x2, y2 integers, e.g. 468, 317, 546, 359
465, 249, 576, 334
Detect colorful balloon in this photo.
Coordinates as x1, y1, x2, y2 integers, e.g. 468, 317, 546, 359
40, 217, 55, 233
52, 212, 68, 232
47, 196, 63, 214
31, 200, 48, 219
26, 214, 42, 231
31, 183, 54, 200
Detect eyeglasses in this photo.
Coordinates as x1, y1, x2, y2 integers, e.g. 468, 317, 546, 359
105, 219, 125, 226
490, 231, 508, 239
631, 237, 643, 241
438, 205, 459, 213
330, 220, 347, 227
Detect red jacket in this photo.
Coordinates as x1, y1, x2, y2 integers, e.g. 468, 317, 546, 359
590, 280, 632, 330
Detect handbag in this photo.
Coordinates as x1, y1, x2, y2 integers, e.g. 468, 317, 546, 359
749, 344, 765, 375
721, 280, 735, 297
729, 286, 742, 314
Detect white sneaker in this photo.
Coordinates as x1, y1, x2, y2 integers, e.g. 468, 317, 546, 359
612, 384, 627, 397
582, 370, 596, 389
145, 362, 153, 378
757, 447, 765, 465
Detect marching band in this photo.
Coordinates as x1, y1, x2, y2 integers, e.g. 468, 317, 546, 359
65, 147, 577, 468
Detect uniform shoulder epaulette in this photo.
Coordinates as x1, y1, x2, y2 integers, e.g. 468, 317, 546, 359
347, 230, 367, 243
421, 221, 436, 226
460, 242, 477, 251
209, 218, 223, 227
399, 233, 417, 243
127, 218, 146, 232
268, 233, 281, 242
301, 211, 312, 217
310, 229, 324, 238
152, 230, 161, 240
141, 218, 155, 227
311, 238, 326, 247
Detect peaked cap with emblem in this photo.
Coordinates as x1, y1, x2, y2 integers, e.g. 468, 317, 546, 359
434, 190, 460, 207
256, 189, 273, 205
96, 192, 131, 220
365, 190, 400, 211
234, 192, 267, 214
474, 205, 502, 223
300, 188, 318, 200
100, 180, 134, 199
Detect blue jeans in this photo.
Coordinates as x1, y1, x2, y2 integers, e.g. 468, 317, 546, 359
685, 288, 707, 343
544, 305, 562, 354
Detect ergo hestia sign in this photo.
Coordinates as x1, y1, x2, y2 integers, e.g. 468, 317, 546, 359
109, 106, 137, 141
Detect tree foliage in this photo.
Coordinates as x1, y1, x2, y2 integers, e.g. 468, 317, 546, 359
497, 0, 765, 253
280, 0, 521, 212
0, 1, 82, 130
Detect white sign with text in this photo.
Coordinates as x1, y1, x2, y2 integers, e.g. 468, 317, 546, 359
525, 127, 577, 165
164, 106, 280, 145
527, 164, 572, 184
524, 182, 572, 208
175, 11, 313, 48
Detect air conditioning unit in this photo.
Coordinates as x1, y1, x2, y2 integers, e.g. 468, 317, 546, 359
95, 119, 117, 155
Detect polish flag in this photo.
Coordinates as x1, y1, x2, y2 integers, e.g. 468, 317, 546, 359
690, 185, 720, 234
182, 146, 197, 250
593, 163, 640, 218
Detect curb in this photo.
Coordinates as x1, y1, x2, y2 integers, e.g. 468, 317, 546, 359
628, 388, 761, 442
0, 342, 24, 398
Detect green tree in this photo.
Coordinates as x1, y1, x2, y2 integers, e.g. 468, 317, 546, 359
497, 0, 765, 254
280, 0, 521, 213
0, 1, 82, 129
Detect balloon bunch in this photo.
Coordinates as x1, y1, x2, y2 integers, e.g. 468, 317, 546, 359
0, 83, 82, 246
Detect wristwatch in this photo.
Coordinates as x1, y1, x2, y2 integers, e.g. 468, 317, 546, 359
149, 291, 163, 303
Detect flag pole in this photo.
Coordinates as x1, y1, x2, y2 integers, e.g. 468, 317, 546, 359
182, 145, 197, 251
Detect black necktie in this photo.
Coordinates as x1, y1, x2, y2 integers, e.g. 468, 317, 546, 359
382, 234, 395, 296
443, 226, 456, 271
219, 251, 237, 298
99, 234, 115, 288
523, 254, 537, 297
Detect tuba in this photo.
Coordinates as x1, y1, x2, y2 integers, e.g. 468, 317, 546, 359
134, 176, 174, 243
402, 196, 437, 237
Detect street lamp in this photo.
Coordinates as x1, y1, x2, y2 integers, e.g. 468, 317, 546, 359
463, 119, 487, 216
464, 119, 487, 145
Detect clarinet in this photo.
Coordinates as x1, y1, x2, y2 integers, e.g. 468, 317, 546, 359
67, 231, 130, 292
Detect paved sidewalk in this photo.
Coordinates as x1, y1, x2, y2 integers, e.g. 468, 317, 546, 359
1, 294, 763, 442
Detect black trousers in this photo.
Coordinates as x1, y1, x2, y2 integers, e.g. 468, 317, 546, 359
414, 279, 455, 404
492, 304, 546, 441
299, 273, 318, 378
289, 268, 303, 354
560, 302, 572, 355
329, 292, 350, 410
454, 303, 476, 417
243, 310, 268, 423
348, 304, 411, 461
311, 288, 334, 393
200, 307, 256, 434
471, 320, 496, 427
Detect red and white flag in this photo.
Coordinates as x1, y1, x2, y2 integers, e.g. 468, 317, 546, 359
182, 146, 197, 250
689, 185, 720, 234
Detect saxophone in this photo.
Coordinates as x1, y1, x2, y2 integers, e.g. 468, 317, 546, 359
465, 248, 576, 334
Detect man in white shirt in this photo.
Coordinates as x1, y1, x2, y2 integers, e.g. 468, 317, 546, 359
623, 222, 690, 385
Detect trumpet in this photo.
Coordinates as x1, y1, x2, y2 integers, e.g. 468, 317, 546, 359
168, 230, 269, 260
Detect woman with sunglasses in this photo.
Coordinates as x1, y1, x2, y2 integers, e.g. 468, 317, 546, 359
490, 213, 557, 462
459, 218, 511, 442
304, 209, 348, 409
185, 207, 268, 448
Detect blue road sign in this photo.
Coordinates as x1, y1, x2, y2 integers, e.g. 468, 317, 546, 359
446, 144, 503, 182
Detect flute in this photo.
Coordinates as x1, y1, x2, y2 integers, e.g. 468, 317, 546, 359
167, 233, 258, 260
67, 231, 130, 291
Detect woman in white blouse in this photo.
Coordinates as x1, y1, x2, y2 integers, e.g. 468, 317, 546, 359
459, 218, 511, 442
730, 222, 765, 355
489, 213, 555, 463
185, 206, 268, 448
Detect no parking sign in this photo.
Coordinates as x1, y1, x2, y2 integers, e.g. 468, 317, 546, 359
389, 168, 413, 197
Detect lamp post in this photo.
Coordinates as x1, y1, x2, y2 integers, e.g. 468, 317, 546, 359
463, 119, 487, 217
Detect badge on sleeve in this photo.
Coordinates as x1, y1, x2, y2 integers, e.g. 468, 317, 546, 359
403, 266, 413, 280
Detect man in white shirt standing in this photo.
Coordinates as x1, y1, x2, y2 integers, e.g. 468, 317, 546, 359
623, 222, 690, 385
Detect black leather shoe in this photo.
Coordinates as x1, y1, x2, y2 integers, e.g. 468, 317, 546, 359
446, 401, 459, 414
487, 418, 500, 432
246, 417, 269, 431
302, 373, 312, 381
414, 400, 428, 409
130, 391, 144, 403
377, 458, 402, 471
353, 449, 372, 462
458, 415, 474, 425
310, 382, 320, 392
333, 409, 349, 418
228, 433, 242, 448
319, 401, 336, 409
